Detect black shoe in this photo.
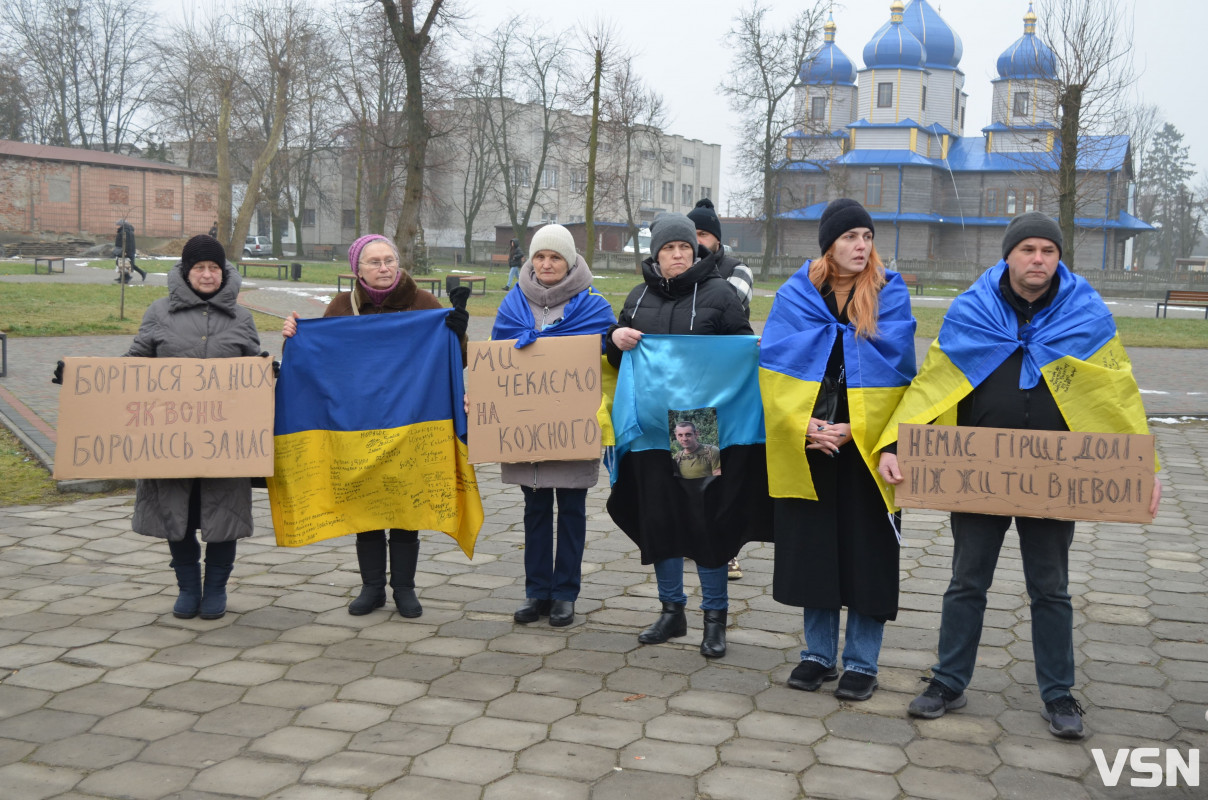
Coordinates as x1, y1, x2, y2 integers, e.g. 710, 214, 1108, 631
638, 602, 687, 644
1042, 695, 1086, 740
786, 660, 839, 691
834, 671, 878, 701
392, 588, 423, 618
700, 608, 727, 658
514, 598, 551, 624
907, 678, 968, 719
348, 585, 385, 615
549, 600, 575, 627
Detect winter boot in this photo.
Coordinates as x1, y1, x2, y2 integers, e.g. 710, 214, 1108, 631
199, 541, 236, 620
349, 533, 388, 615
700, 608, 728, 658
638, 602, 687, 644
170, 561, 202, 619
389, 532, 423, 618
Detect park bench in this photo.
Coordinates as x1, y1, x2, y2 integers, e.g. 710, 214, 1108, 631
239, 261, 289, 280
1155, 290, 1208, 319
336, 275, 441, 297
310, 244, 334, 261
490, 253, 510, 270
900, 273, 923, 295
33, 256, 66, 274
445, 275, 487, 296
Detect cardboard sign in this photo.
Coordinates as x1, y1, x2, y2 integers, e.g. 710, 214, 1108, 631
466, 335, 603, 464
894, 424, 1155, 524
54, 357, 275, 479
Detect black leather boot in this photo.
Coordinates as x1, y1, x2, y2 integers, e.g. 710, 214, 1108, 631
199, 541, 236, 620
700, 608, 727, 658
389, 532, 423, 618
514, 598, 551, 623
349, 533, 387, 615
638, 602, 687, 644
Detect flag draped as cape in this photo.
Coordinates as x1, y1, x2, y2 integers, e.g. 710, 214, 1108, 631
875, 261, 1151, 455
267, 310, 483, 554
606, 335, 772, 567
759, 267, 917, 509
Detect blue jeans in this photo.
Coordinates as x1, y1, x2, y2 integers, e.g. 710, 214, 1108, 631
522, 487, 587, 602
505, 266, 520, 289
653, 558, 728, 611
801, 607, 884, 676
932, 512, 1075, 703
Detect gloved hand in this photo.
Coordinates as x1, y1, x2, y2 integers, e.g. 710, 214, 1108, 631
51, 360, 64, 385
259, 351, 280, 379
445, 286, 471, 338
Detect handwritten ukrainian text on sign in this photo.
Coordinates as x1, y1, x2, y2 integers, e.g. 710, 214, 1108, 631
54, 356, 275, 479
466, 335, 603, 464
894, 424, 1154, 523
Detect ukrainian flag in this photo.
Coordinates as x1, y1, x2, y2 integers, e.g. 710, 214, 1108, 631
760, 267, 917, 509
875, 261, 1151, 456
267, 310, 483, 555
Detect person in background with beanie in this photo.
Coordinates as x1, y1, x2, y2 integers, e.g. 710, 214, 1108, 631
606, 213, 753, 659
124, 235, 260, 619
490, 224, 616, 627
687, 198, 755, 581
878, 211, 1160, 738
115, 219, 147, 282
281, 233, 470, 619
761, 198, 916, 702
503, 238, 523, 290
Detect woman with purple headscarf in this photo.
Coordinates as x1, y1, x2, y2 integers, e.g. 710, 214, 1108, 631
282, 234, 469, 618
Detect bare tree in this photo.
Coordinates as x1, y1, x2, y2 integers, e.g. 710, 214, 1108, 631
80, 0, 156, 151
151, 23, 221, 169
1036, 0, 1137, 269
1124, 103, 1162, 269
722, 0, 828, 279
447, 63, 502, 262
575, 21, 620, 266
0, 59, 27, 140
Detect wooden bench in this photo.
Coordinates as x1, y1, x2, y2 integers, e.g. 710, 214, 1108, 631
239, 261, 289, 280
900, 273, 924, 295
310, 244, 334, 261
1156, 290, 1208, 318
446, 275, 487, 295
337, 274, 442, 297
33, 256, 66, 274
490, 253, 509, 271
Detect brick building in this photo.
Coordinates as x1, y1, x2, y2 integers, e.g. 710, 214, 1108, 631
0, 140, 219, 242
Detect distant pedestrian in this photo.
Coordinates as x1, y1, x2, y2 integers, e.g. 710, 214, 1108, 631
208, 220, 218, 238
502, 238, 523, 290
114, 220, 147, 282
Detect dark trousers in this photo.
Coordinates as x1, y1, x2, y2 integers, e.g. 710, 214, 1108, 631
521, 487, 587, 602
932, 512, 1076, 703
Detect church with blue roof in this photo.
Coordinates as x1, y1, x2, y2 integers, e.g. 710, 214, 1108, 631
778, 0, 1150, 270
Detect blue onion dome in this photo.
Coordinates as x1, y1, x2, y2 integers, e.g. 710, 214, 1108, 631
862, 0, 928, 70
901, 0, 962, 69
799, 14, 857, 85
997, 3, 1057, 79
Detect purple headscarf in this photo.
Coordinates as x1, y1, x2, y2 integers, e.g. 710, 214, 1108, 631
346, 233, 402, 306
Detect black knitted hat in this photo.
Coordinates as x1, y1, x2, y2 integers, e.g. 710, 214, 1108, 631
818, 198, 874, 255
687, 198, 722, 242
181, 234, 227, 271
1001, 211, 1062, 260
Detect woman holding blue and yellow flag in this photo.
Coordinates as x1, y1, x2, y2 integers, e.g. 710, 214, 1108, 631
491, 224, 615, 628
759, 199, 917, 702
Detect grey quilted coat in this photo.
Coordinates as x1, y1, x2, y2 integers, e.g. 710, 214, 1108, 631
125, 263, 262, 542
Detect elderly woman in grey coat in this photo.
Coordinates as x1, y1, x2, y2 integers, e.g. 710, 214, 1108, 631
490, 224, 616, 627
126, 234, 262, 620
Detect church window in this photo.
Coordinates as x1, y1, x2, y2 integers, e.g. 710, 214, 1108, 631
1023, 189, 1037, 213
1013, 92, 1030, 117
877, 83, 893, 108
811, 96, 826, 121
866, 173, 883, 207
1005, 189, 1017, 215
986, 189, 998, 216
921, 86, 927, 112
804, 185, 816, 206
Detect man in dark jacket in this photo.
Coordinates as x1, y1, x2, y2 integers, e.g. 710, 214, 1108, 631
115, 220, 147, 282
878, 212, 1159, 741
688, 198, 753, 315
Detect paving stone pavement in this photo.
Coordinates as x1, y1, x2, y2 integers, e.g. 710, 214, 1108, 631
1, 265, 1206, 798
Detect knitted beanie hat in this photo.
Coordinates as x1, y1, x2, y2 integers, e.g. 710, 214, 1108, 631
818, 198, 874, 255
650, 213, 699, 261
687, 198, 722, 242
181, 234, 226, 271
528, 224, 578, 266
1001, 211, 1063, 260
348, 234, 397, 276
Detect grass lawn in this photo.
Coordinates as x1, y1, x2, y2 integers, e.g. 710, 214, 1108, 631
0, 428, 132, 506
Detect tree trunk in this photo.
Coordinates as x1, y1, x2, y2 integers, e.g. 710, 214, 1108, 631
584, 48, 603, 266
1058, 84, 1083, 270
229, 66, 290, 260
215, 91, 233, 252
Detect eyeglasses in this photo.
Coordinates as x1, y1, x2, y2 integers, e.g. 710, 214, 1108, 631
361, 257, 398, 270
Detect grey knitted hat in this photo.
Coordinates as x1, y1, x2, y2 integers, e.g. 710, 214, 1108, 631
1002, 212, 1063, 260
650, 213, 699, 261
529, 224, 577, 266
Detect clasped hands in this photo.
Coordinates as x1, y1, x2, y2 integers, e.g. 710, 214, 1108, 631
805, 417, 850, 455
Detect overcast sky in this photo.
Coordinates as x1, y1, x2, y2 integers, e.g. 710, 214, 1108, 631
155, 0, 1207, 213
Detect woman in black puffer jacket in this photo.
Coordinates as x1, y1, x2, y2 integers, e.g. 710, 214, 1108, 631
606, 213, 753, 660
